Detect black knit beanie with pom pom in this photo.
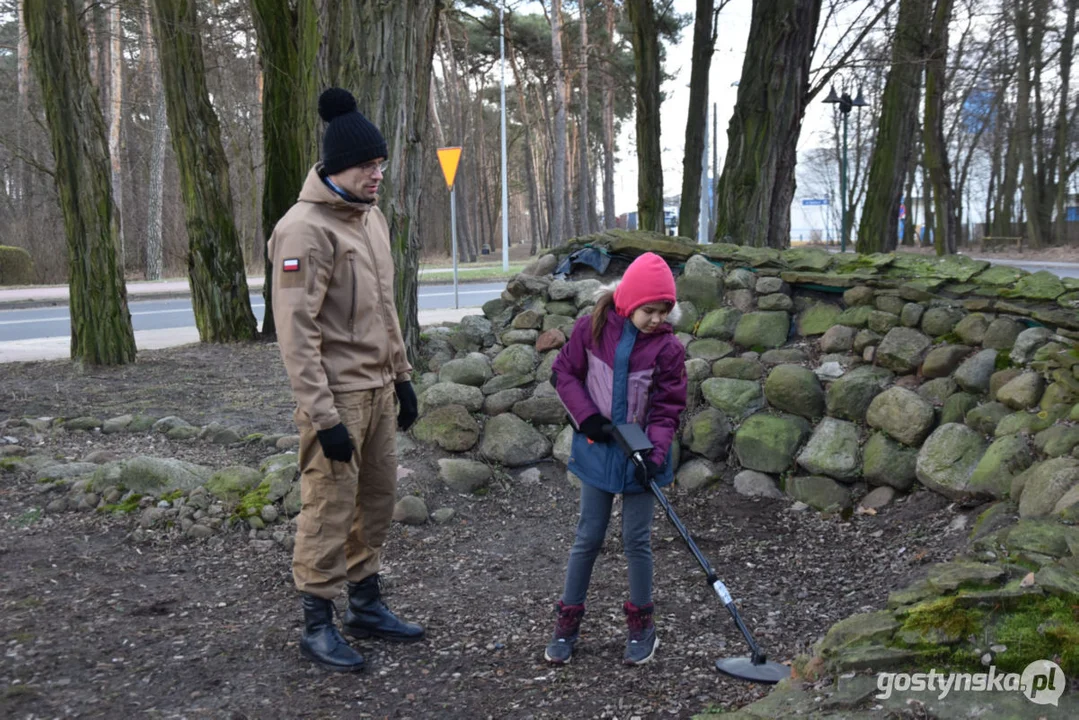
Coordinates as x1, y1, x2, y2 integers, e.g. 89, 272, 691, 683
318, 87, 387, 175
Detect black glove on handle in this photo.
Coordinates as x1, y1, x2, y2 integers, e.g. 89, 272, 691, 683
634, 459, 662, 487
579, 414, 613, 443
317, 422, 354, 463
396, 381, 419, 431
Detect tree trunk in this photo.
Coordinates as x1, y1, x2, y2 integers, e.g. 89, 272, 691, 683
108, 1, 124, 269
249, 0, 321, 338
507, 38, 544, 255
902, 137, 919, 245
150, 0, 257, 343
856, 0, 931, 253
338, 0, 442, 362
17, 0, 31, 216
922, 159, 934, 247
713, 0, 822, 248
549, 0, 568, 245
626, 0, 664, 233
25, 0, 136, 365
601, 0, 617, 228
142, 0, 167, 281
924, 0, 957, 255
577, 3, 591, 235
1054, 0, 1077, 244
437, 24, 476, 263
679, 0, 717, 240
1014, 0, 1048, 248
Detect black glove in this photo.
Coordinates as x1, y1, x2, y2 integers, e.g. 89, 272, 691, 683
579, 414, 613, 443
317, 422, 354, 463
395, 381, 419, 431
634, 460, 662, 487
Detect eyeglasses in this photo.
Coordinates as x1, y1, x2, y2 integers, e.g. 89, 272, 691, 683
358, 160, 388, 174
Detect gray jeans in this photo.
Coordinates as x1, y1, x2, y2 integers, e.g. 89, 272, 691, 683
561, 483, 655, 607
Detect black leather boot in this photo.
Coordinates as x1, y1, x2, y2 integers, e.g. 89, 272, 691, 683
299, 594, 365, 672
342, 574, 425, 642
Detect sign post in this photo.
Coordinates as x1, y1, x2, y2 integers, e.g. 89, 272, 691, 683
437, 147, 463, 309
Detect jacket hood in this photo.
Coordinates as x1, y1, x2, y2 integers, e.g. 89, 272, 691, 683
298, 165, 375, 213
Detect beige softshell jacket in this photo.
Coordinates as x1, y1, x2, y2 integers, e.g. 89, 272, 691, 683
269, 166, 412, 431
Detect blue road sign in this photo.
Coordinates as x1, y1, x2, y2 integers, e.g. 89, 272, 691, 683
802, 198, 829, 206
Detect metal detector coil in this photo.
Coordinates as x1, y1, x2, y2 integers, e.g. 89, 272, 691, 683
609, 422, 791, 685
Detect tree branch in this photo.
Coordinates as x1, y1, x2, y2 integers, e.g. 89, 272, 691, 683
807, 0, 897, 103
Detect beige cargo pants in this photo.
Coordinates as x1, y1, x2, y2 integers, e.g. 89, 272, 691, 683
292, 384, 398, 599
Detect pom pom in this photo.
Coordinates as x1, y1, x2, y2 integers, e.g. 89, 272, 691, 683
318, 88, 358, 122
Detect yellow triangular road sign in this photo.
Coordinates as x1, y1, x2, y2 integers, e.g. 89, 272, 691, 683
437, 146, 463, 190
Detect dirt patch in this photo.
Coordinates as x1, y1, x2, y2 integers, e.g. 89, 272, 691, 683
1, 343, 975, 719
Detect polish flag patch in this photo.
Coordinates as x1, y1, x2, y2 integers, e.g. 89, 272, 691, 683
282, 258, 300, 272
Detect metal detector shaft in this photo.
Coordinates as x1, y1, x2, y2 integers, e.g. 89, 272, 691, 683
639, 458, 767, 665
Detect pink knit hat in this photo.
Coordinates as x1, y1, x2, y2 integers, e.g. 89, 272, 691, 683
613, 252, 677, 317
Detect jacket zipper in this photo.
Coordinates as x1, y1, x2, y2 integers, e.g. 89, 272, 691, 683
349, 254, 358, 341
361, 216, 391, 372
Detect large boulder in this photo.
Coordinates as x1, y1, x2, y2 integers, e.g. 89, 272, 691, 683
1017, 458, 1079, 518
492, 344, 537, 376
733, 312, 790, 350
941, 392, 979, 424
920, 306, 966, 337
1011, 327, 1054, 364
968, 434, 1034, 499
1035, 425, 1079, 458
701, 378, 764, 419
787, 475, 852, 511
953, 349, 999, 394
712, 357, 763, 380
764, 365, 825, 420
676, 271, 724, 313
420, 382, 484, 414
915, 424, 987, 500
697, 308, 742, 340
675, 459, 722, 492
983, 317, 1024, 350
953, 313, 990, 345
862, 432, 918, 491
819, 325, 856, 353
412, 405, 481, 452
112, 456, 213, 495
797, 304, 842, 336
796, 417, 861, 481
479, 414, 552, 467
686, 339, 735, 362
512, 398, 567, 425
733, 470, 784, 498
965, 402, 1011, 436
682, 407, 731, 461
438, 459, 492, 493
438, 354, 493, 387
205, 465, 263, 504
733, 413, 811, 474
876, 327, 932, 374
997, 372, 1045, 410
920, 345, 971, 378
825, 365, 894, 422
866, 386, 936, 446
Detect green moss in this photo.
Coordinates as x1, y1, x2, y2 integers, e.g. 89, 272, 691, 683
901, 595, 984, 646
100, 493, 143, 514
936, 331, 962, 345
995, 351, 1014, 371
991, 595, 1079, 675
234, 484, 271, 518
12, 508, 41, 527
159, 490, 184, 503
0, 457, 27, 472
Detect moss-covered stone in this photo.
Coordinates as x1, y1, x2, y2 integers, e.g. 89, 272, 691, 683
413, 405, 481, 452
681, 408, 731, 461
1003, 270, 1066, 300
1018, 458, 1079, 517
696, 307, 741, 339
1004, 518, 1078, 558
921, 306, 966, 337
1034, 424, 1079, 457
941, 392, 979, 425
205, 465, 263, 504
711, 357, 762, 380
968, 434, 1033, 499
686, 339, 735, 362
700, 378, 764, 418
796, 303, 841, 336
920, 344, 971, 378
763, 365, 824, 420
926, 561, 1005, 593
733, 311, 790, 350
825, 365, 894, 422
866, 386, 936, 446
796, 418, 860, 481
916, 424, 987, 500
964, 401, 1011, 436
786, 474, 852, 510
835, 305, 874, 328
862, 432, 918, 491
817, 611, 899, 656
733, 413, 811, 474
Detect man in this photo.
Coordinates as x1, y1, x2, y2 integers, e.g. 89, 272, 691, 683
269, 87, 423, 673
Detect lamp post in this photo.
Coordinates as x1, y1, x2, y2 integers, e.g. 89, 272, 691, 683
822, 84, 867, 252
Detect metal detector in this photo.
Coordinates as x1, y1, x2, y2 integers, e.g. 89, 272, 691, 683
609, 422, 790, 685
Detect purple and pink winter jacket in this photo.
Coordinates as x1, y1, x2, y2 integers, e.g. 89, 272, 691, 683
552, 307, 688, 494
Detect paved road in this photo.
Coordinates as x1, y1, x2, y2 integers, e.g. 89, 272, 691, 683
0, 283, 505, 344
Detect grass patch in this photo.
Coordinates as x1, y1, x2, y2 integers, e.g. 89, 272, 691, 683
12, 508, 41, 527
418, 264, 525, 284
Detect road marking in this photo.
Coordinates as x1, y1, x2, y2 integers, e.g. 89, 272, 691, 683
418, 289, 503, 298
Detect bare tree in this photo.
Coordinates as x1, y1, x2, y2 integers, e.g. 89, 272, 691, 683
577, 0, 591, 235
142, 0, 167, 281
108, 0, 125, 266
549, 0, 568, 245
923, 0, 957, 254
601, 0, 617, 229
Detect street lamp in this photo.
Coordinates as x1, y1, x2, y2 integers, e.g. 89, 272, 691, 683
822, 84, 867, 252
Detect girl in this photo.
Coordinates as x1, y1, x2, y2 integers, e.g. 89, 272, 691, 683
545, 252, 688, 666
